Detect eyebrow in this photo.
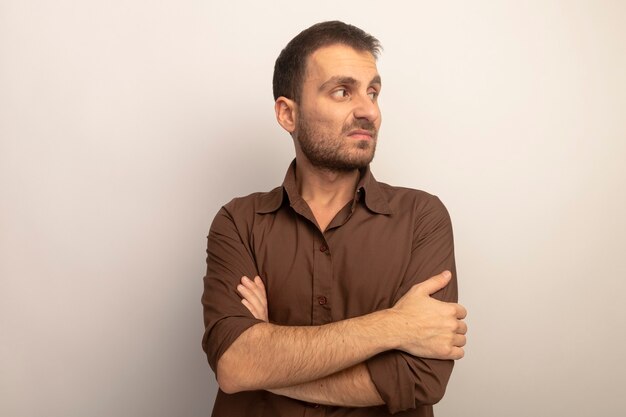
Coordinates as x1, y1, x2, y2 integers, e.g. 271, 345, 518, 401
318, 75, 382, 91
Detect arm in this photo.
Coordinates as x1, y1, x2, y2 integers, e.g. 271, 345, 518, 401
236, 276, 383, 406
269, 364, 384, 407
204, 203, 465, 398
233, 273, 466, 405
217, 307, 396, 394
235, 196, 466, 410
365, 194, 462, 412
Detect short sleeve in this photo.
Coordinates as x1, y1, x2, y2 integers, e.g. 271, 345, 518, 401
201, 204, 264, 373
366, 194, 457, 413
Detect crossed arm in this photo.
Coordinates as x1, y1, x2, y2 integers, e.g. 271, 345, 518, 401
204, 198, 467, 411
217, 273, 467, 407
234, 276, 384, 406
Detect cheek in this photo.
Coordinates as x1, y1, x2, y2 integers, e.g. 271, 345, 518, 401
303, 104, 352, 133
311, 111, 343, 131
310, 107, 334, 121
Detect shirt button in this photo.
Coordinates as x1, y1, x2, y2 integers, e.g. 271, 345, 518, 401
317, 296, 327, 305
319, 244, 328, 252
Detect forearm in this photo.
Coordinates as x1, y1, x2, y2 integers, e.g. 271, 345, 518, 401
269, 363, 384, 407
217, 309, 396, 393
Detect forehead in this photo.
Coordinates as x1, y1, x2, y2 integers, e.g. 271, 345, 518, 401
304, 44, 378, 84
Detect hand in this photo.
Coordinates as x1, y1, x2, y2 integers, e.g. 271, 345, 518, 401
391, 271, 467, 360
237, 276, 269, 322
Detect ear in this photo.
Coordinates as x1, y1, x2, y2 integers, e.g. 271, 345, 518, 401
274, 97, 297, 133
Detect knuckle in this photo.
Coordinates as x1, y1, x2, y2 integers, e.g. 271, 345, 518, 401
446, 346, 456, 358
408, 285, 421, 296
445, 319, 457, 332
455, 321, 466, 333
437, 344, 454, 358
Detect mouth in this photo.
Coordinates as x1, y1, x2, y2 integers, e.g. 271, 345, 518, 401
347, 129, 375, 140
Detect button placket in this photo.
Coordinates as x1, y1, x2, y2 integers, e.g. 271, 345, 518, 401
311, 235, 333, 325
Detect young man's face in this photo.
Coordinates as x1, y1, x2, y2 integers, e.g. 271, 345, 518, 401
295, 43, 382, 171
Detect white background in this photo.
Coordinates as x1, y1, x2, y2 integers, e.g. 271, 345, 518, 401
1, 1, 625, 416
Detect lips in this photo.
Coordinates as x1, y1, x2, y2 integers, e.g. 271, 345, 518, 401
347, 129, 375, 139
342, 120, 377, 140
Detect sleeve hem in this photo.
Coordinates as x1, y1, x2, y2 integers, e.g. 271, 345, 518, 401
366, 351, 415, 414
204, 316, 264, 372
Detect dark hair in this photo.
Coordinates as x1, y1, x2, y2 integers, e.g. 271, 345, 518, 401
272, 21, 381, 102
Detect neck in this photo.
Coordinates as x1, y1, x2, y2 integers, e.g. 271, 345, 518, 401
295, 156, 361, 210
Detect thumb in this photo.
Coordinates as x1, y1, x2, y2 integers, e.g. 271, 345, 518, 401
417, 271, 452, 295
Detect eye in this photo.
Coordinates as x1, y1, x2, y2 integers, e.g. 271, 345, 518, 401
331, 88, 349, 99
367, 90, 379, 100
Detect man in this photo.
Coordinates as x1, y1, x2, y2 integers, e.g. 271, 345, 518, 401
202, 21, 467, 417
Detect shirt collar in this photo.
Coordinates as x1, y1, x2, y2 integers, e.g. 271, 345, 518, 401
357, 165, 393, 215
255, 159, 393, 215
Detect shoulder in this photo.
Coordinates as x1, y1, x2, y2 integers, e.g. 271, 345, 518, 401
376, 183, 454, 248
377, 182, 450, 220
223, 186, 282, 213
212, 186, 283, 230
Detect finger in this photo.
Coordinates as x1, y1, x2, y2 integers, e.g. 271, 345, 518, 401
416, 271, 452, 296
241, 298, 254, 314
450, 346, 465, 360
237, 282, 269, 322
242, 277, 267, 302
253, 276, 266, 291
253, 276, 268, 305
237, 283, 265, 313
251, 276, 268, 307
455, 304, 467, 319
240, 277, 267, 307
453, 334, 466, 348
243, 297, 268, 322
456, 321, 468, 335
241, 298, 263, 320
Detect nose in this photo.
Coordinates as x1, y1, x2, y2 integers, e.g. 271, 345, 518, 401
353, 92, 380, 122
